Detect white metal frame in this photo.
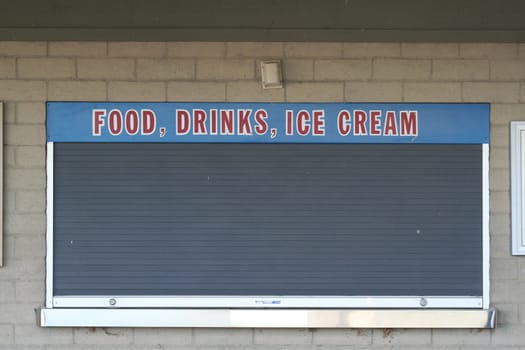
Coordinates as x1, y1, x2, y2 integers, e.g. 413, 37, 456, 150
43, 142, 492, 326
46, 142, 54, 308
511, 122, 525, 255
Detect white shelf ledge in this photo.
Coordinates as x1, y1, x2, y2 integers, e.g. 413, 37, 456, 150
39, 308, 496, 328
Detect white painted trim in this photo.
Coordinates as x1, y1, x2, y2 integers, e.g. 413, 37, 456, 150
52, 295, 483, 309
482, 143, 490, 308
45, 142, 54, 308
511, 122, 525, 254
39, 308, 497, 328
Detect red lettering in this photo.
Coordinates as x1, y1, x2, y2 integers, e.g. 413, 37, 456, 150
384, 111, 398, 136
286, 110, 293, 135
237, 109, 253, 135
125, 110, 139, 135
400, 111, 418, 136
92, 109, 106, 136
337, 110, 351, 136
370, 110, 381, 136
176, 109, 190, 135
220, 110, 234, 135
353, 110, 367, 135
210, 109, 218, 135
254, 109, 268, 135
312, 110, 325, 136
142, 109, 156, 135
193, 109, 207, 135
108, 109, 123, 136
297, 110, 311, 136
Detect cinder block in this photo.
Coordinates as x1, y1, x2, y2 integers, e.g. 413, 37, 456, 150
460, 43, 518, 58
373, 59, 431, 80
16, 191, 45, 213
283, 59, 314, 81
197, 59, 254, 80
5, 125, 45, 146
168, 42, 226, 57
15, 303, 40, 325
136, 58, 195, 80
0, 59, 15, 79
15, 326, 72, 345
491, 324, 525, 345
404, 82, 461, 102
77, 59, 135, 80
16, 103, 45, 125
109, 42, 167, 57
432, 329, 490, 345
432, 59, 489, 81
401, 43, 459, 58
194, 328, 253, 345
491, 125, 510, 148
490, 147, 509, 169
49, 42, 107, 57
490, 213, 510, 235
3, 102, 16, 124
5, 213, 45, 235
491, 258, 518, 280
167, 81, 226, 101
491, 235, 512, 257
314, 59, 372, 81
15, 281, 44, 303
490, 168, 509, 191
0, 81, 46, 101
491, 280, 524, 304
15, 146, 45, 168
0, 325, 13, 345
226, 82, 284, 102
0, 42, 46, 57
73, 328, 133, 345
463, 82, 520, 103
4, 146, 16, 168
15, 236, 45, 259
108, 82, 166, 101
372, 329, 431, 345
227, 42, 284, 57
497, 303, 519, 325
0, 304, 16, 323
344, 43, 401, 58
490, 60, 525, 81
48, 81, 107, 101
490, 104, 525, 125
285, 43, 343, 58
345, 82, 402, 102
312, 329, 372, 345
0, 258, 44, 281
286, 82, 344, 102
490, 191, 510, 214
254, 329, 312, 345
134, 328, 192, 345
4, 190, 15, 215
5, 169, 45, 190
18, 58, 75, 79
0, 282, 15, 303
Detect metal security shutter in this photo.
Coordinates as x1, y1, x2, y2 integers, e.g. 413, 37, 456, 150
53, 143, 482, 297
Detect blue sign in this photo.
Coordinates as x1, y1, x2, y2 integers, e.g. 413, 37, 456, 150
47, 102, 489, 144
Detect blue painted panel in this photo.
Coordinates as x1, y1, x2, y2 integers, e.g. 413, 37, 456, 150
47, 102, 489, 144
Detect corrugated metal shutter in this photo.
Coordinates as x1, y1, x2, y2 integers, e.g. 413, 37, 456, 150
53, 143, 482, 296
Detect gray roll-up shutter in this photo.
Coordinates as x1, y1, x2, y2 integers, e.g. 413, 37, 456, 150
53, 143, 482, 297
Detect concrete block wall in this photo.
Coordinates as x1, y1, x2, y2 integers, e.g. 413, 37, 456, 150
0, 41, 523, 349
